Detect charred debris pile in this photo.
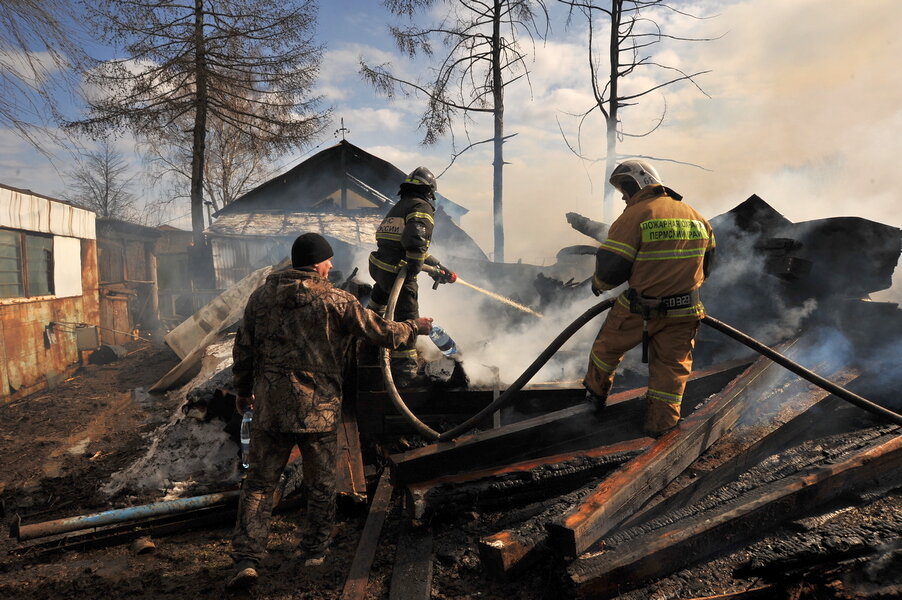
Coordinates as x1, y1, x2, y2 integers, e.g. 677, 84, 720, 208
11, 196, 902, 599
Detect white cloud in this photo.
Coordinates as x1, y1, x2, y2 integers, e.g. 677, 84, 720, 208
2, 0, 900, 288
0, 49, 67, 84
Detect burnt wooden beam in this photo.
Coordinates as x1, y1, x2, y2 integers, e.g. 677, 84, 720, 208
407, 438, 652, 520
478, 478, 605, 578
388, 525, 434, 600
680, 588, 777, 600
336, 398, 367, 502
390, 359, 751, 485
566, 430, 902, 599
547, 346, 796, 557
621, 370, 860, 529
356, 386, 593, 435
340, 470, 394, 600
737, 518, 902, 578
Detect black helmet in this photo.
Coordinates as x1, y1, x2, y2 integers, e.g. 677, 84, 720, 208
403, 166, 437, 194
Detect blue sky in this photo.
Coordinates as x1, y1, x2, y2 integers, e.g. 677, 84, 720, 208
1, 0, 901, 289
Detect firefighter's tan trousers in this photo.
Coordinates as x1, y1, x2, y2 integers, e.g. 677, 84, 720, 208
584, 302, 699, 434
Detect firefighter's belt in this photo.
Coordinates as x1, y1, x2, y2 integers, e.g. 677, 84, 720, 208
626, 288, 699, 317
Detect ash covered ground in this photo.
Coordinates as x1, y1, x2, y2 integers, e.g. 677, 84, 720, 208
0, 340, 899, 600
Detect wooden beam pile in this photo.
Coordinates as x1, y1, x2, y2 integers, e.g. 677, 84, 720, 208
567, 427, 902, 598
339, 336, 901, 598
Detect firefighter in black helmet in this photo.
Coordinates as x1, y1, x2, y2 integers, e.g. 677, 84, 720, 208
368, 166, 455, 386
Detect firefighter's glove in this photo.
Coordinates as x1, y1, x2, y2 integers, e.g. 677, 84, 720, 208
430, 264, 457, 286
590, 275, 604, 297
401, 260, 421, 280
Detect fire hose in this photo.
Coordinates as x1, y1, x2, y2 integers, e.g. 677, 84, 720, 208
380, 263, 615, 441
381, 268, 902, 441
701, 315, 902, 426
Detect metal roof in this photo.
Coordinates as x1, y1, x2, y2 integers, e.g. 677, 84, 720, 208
206, 210, 381, 247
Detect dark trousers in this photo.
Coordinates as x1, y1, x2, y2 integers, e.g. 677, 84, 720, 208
231, 428, 338, 564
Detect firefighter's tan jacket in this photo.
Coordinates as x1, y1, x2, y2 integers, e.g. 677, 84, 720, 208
592, 184, 716, 318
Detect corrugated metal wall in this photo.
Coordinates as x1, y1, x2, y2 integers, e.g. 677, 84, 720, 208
211, 237, 288, 290
0, 186, 95, 239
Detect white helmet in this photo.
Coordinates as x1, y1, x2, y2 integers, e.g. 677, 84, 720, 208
609, 160, 662, 194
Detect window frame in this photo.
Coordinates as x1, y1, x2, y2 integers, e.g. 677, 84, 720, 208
0, 227, 56, 299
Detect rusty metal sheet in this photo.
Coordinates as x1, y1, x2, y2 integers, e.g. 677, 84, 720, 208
0, 237, 99, 403
0, 295, 91, 402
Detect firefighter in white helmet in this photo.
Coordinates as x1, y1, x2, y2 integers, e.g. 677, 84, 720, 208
584, 159, 716, 436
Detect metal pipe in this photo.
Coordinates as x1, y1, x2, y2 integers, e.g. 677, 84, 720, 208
702, 315, 902, 426
12, 490, 240, 541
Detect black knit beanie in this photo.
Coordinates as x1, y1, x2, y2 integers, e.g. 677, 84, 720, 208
291, 233, 333, 268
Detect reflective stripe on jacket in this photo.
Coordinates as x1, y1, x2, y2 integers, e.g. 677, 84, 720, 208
593, 184, 716, 318
371, 192, 440, 272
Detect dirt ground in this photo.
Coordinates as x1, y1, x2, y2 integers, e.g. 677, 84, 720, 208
0, 341, 899, 600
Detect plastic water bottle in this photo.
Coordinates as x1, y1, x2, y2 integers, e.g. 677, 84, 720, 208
428, 324, 459, 358
240, 409, 253, 470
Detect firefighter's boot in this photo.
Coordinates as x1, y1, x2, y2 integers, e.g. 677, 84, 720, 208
643, 396, 680, 437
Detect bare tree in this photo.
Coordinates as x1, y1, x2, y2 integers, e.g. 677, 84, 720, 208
69, 0, 330, 253
61, 139, 138, 220
560, 0, 714, 224
0, 1, 88, 150
362, 0, 549, 263
143, 110, 276, 220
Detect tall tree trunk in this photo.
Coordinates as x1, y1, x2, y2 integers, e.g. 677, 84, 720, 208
603, 0, 622, 226
492, 0, 505, 263
190, 0, 208, 250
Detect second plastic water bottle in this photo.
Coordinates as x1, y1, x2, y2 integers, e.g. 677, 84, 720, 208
428, 324, 458, 357
240, 409, 253, 470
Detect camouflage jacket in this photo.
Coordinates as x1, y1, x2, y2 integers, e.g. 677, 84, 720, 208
233, 268, 418, 433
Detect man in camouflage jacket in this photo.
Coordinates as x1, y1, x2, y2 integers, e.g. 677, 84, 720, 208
228, 233, 432, 588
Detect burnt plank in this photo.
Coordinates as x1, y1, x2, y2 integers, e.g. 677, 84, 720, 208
388, 525, 434, 600
479, 529, 541, 578
340, 470, 394, 600
680, 589, 777, 600
621, 372, 859, 530
408, 438, 652, 520
547, 345, 796, 557
356, 387, 591, 435
738, 519, 902, 577
479, 478, 605, 578
474, 438, 652, 577
390, 359, 751, 485
336, 398, 367, 501
567, 432, 902, 599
